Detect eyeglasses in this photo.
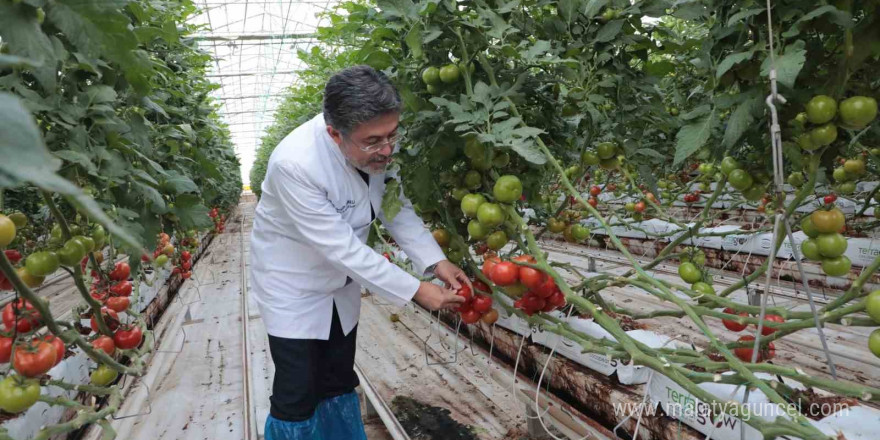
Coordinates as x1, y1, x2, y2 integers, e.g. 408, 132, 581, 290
351, 133, 404, 153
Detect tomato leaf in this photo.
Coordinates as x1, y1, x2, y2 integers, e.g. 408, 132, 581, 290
759, 40, 806, 89
722, 96, 759, 148
726, 8, 764, 26
0, 93, 144, 252
583, 0, 608, 19
163, 170, 199, 194
0, 3, 56, 91
172, 194, 212, 229
673, 110, 716, 166
382, 179, 403, 222
715, 48, 755, 79
595, 19, 624, 43
557, 0, 580, 24
404, 22, 424, 59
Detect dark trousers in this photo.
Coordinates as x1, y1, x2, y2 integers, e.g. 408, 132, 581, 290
267, 305, 360, 422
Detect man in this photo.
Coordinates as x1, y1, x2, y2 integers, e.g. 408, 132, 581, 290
249, 65, 468, 439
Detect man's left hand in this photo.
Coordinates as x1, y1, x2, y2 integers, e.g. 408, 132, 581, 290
433, 260, 472, 292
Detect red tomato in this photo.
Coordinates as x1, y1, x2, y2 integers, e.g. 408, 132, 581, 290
457, 300, 473, 314
824, 194, 837, 204
4, 250, 22, 264
490, 262, 519, 286
589, 186, 601, 197
472, 280, 490, 294
182, 271, 192, 279
522, 293, 545, 315
91, 308, 120, 333
182, 261, 192, 271
141, 254, 150, 262
43, 335, 65, 366
91, 290, 109, 303
110, 280, 132, 297
758, 314, 784, 335
382, 252, 391, 261
456, 285, 473, 303
512, 254, 537, 264
535, 276, 557, 298
3, 299, 41, 333
733, 335, 775, 363
547, 290, 566, 308
91, 336, 115, 356
472, 295, 493, 313
519, 266, 545, 290
634, 201, 646, 213
721, 308, 748, 332
181, 251, 192, 261
0, 337, 12, 363
482, 256, 501, 278
106, 297, 130, 313
588, 197, 598, 208
109, 262, 130, 281
172, 267, 182, 275
460, 309, 482, 324
13, 339, 57, 377
113, 325, 143, 350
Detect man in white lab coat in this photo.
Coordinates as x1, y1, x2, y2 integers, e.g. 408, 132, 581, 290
250, 65, 468, 439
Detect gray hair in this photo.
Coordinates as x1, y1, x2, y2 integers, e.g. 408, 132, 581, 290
323, 65, 402, 135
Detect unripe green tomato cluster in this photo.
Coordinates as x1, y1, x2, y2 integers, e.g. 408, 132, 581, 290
799, 210, 852, 277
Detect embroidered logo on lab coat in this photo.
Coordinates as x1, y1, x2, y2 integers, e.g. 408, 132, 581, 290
330, 199, 357, 214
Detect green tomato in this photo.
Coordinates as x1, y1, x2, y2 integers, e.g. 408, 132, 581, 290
486, 230, 508, 250
50, 224, 62, 240
460, 194, 486, 218
742, 185, 765, 201
599, 157, 619, 170
691, 282, 714, 296
439, 64, 460, 84
801, 216, 820, 238
838, 181, 856, 195
797, 134, 819, 151
0, 215, 15, 248
25, 251, 60, 277
464, 170, 483, 189
720, 156, 741, 176
844, 159, 866, 176
800, 238, 822, 260
864, 290, 880, 323
451, 187, 469, 201
421, 67, 441, 86
596, 142, 617, 160
838, 96, 877, 129
467, 220, 490, 240
90, 224, 106, 248
811, 208, 846, 234
446, 248, 465, 264
870, 329, 880, 358
470, 152, 493, 171
492, 152, 510, 168
571, 224, 590, 241
678, 262, 702, 284
57, 239, 87, 267
816, 233, 848, 258
805, 95, 837, 125
8, 212, 27, 228
692, 250, 706, 266
155, 254, 169, 266
810, 123, 838, 147
787, 172, 804, 187
90, 364, 119, 386
426, 84, 440, 95
833, 167, 850, 182
547, 218, 567, 233
728, 169, 754, 191
0, 376, 40, 413
73, 235, 95, 253
493, 175, 523, 203
821, 255, 852, 277
581, 151, 600, 166
476, 203, 505, 228
624, 202, 635, 213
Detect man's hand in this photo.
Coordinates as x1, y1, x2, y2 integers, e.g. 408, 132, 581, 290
413, 282, 465, 311
433, 260, 472, 291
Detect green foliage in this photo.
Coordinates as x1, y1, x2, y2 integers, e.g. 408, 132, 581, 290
0, 0, 241, 252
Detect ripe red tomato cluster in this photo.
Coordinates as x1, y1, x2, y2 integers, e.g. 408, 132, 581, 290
721, 309, 783, 362
683, 192, 700, 204
455, 283, 499, 325
482, 254, 566, 316
0, 250, 22, 290
209, 207, 226, 233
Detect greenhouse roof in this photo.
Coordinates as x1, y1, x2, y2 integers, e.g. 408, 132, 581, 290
188, 0, 337, 186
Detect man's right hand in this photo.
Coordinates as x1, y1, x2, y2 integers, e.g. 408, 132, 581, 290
413, 281, 466, 311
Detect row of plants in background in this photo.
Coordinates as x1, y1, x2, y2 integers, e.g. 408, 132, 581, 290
248, 0, 880, 438
0, 0, 239, 436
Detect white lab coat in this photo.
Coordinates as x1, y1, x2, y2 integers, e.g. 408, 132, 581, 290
249, 113, 446, 340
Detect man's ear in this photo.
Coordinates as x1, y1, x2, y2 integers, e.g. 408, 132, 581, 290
326, 126, 343, 146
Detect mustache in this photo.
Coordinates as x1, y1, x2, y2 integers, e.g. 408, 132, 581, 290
369, 155, 391, 163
